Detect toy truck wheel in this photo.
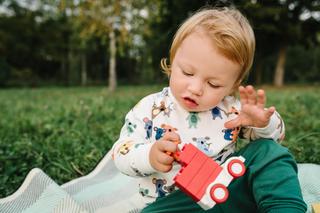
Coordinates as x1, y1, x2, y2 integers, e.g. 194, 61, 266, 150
209, 183, 229, 203
228, 159, 245, 178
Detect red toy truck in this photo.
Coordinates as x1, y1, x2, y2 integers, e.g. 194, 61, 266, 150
173, 143, 246, 210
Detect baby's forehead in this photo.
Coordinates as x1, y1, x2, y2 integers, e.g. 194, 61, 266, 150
178, 30, 236, 60
177, 34, 241, 65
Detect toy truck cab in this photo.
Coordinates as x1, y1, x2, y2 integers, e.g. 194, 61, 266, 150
173, 143, 245, 210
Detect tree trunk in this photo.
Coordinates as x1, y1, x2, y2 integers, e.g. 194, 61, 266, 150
273, 46, 287, 87
80, 51, 87, 86
108, 29, 117, 92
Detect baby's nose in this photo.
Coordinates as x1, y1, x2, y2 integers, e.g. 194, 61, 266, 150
188, 80, 203, 96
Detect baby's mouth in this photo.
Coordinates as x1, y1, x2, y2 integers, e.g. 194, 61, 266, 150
183, 97, 199, 107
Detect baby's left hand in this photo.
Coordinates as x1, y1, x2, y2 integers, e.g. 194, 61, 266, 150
224, 85, 275, 129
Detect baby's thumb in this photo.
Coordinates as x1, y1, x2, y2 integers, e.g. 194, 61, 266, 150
224, 118, 241, 129
164, 131, 180, 142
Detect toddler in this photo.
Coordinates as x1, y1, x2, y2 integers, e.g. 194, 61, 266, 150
112, 7, 306, 213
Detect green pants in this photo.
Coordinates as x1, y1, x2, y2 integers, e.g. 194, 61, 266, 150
141, 139, 307, 213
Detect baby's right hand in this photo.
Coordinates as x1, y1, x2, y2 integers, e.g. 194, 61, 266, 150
149, 132, 180, 173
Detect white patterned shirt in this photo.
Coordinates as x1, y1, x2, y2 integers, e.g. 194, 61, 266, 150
112, 87, 285, 204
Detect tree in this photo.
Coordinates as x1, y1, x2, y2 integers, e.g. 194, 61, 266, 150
239, 0, 320, 86
76, 0, 143, 91
1, 0, 80, 86
0, 0, 46, 86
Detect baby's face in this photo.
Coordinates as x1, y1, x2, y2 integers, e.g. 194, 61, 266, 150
170, 31, 241, 112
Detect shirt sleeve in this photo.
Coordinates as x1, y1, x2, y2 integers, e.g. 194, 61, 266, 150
241, 110, 286, 143
111, 95, 157, 177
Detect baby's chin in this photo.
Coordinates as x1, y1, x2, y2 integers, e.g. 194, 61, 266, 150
180, 103, 211, 113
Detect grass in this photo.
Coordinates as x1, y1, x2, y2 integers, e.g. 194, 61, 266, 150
0, 85, 319, 198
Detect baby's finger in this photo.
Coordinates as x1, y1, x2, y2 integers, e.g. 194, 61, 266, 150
246, 85, 257, 105
155, 162, 173, 173
224, 118, 242, 129
158, 140, 178, 153
157, 152, 174, 165
239, 86, 248, 105
265, 106, 275, 118
257, 89, 266, 108
162, 131, 180, 142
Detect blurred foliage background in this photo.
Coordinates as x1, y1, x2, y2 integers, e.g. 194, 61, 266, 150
0, 0, 319, 89
0, 0, 320, 198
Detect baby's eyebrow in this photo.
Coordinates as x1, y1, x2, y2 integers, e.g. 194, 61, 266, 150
178, 60, 196, 71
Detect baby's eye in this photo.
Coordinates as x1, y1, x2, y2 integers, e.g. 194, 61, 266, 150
208, 82, 220, 88
182, 70, 193, 76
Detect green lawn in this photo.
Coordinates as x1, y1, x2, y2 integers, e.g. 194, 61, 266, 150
0, 85, 319, 197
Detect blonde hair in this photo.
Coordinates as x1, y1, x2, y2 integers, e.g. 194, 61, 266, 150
161, 7, 255, 88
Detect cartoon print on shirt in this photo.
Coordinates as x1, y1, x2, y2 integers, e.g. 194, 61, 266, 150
217, 106, 239, 118
192, 136, 214, 155
227, 106, 240, 117
164, 184, 176, 193
143, 117, 153, 139
152, 101, 172, 119
222, 127, 240, 142
154, 126, 166, 140
161, 124, 178, 134
152, 178, 168, 198
134, 143, 145, 148
186, 112, 200, 128
222, 129, 233, 141
211, 107, 223, 119
139, 185, 149, 197
117, 141, 134, 155
221, 106, 241, 142
125, 119, 137, 136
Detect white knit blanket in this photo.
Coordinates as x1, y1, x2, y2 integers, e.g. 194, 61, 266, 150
0, 151, 319, 213
297, 163, 320, 213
